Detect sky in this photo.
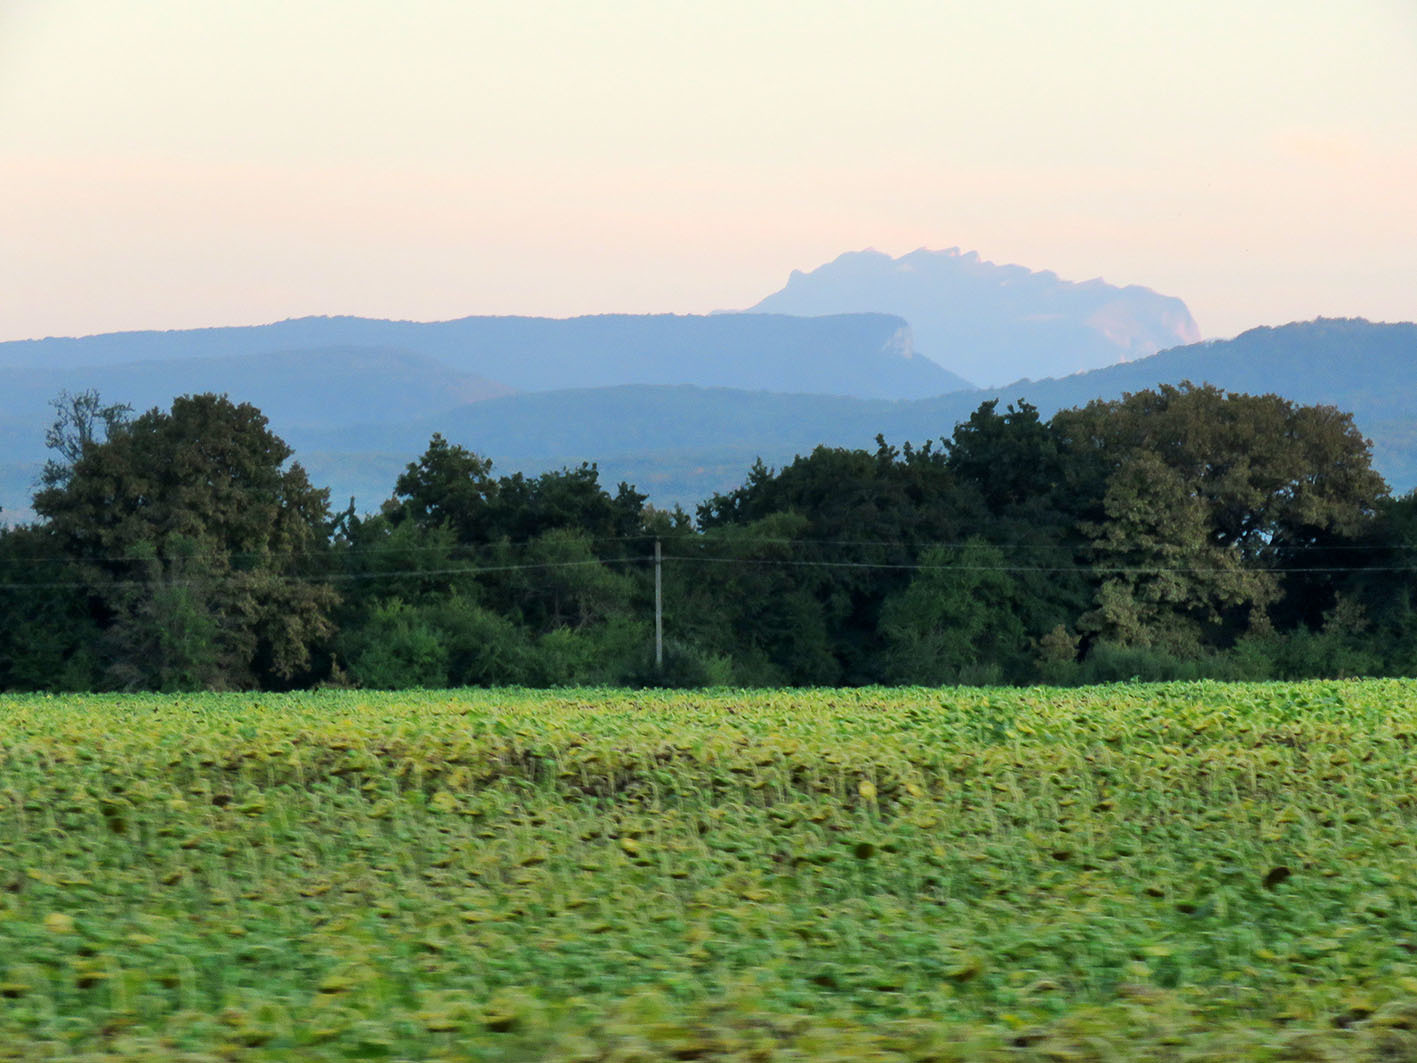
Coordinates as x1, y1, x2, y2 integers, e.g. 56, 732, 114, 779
2, 0, 1415, 344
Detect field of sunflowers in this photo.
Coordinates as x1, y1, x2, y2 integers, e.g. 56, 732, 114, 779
3, 681, 1417, 1060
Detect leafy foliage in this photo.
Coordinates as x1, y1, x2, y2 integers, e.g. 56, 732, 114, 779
29, 394, 336, 689
5, 381, 1415, 689
880, 540, 1028, 684
1055, 383, 1386, 650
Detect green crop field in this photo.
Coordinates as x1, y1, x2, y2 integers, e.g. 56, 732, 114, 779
3, 682, 1417, 1061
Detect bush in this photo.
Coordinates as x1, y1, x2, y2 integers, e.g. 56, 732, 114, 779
342, 599, 449, 689
625, 639, 735, 688
428, 596, 537, 686
1073, 642, 1212, 684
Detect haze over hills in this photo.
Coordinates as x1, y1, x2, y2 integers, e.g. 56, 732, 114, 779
2, 309, 1412, 525
0, 310, 967, 521
745, 247, 1201, 387
283, 319, 1417, 514
0, 347, 511, 433
0, 311, 966, 399
9, 317, 1384, 521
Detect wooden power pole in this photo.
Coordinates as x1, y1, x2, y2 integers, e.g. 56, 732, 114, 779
654, 538, 663, 671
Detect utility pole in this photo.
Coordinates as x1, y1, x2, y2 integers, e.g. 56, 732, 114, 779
654, 538, 663, 672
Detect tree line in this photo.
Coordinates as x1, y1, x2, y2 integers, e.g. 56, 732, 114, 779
2, 383, 1412, 691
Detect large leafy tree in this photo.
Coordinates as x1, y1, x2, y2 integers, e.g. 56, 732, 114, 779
33, 393, 337, 690
1052, 383, 1386, 651
945, 399, 1073, 515
493, 464, 648, 548
388, 434, 647, 549
0, 390, 132, 691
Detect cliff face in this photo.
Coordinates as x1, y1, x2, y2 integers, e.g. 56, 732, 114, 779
748, 247, 1201, 387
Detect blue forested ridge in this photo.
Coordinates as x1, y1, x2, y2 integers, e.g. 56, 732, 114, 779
1, 317, 1414, 523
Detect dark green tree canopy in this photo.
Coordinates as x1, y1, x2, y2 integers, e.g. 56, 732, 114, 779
3, 380, 1407, 691
389, 433, 499, 543
1053, 383, 1387, 649
389, 435, 648, 549
37, 393, 330, 562
1053, 383, 1385, 555
32, 393, 336, 689
945, 399, 1069, 515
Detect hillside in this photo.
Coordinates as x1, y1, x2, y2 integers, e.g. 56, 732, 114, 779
0, 347, 512, 522
286, 319, 1417, 513
747, 247, 1200, 386
0, 346, 510, 435
0, 311, 968, 399
5, 318, 1415, 521
0, 311, 970, 521
1007, 318, 1417, 488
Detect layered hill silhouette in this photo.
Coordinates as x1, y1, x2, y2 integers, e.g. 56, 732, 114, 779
3, 318, 1413, 522
0, 311, 965, 520
0, 347, 511, 433
746, 247, 1200, 387
0, 311, 964, 398
286, 319, 1417, 513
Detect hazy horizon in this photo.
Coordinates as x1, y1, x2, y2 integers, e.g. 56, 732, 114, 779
3, 1, 1414, 345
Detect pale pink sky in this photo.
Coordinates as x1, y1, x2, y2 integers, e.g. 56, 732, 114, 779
2, 0, 1415, 343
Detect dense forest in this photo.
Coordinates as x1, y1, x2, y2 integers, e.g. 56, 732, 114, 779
2, 383, 1414, 691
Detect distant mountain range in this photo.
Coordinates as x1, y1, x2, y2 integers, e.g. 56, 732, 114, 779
0, 311, 965, 520
4, 318, 1413, 523
1, 311, 965, 399
0, 347, 512, 433
746, 247, 1200, 386
278, 319, 1417, 513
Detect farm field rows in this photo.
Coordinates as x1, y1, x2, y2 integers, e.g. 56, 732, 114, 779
2, 682, 1417, 1060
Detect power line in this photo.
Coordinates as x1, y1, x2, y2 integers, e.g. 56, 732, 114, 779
0, 558, 620, 592
1, 531, 1411, 568
6, 551, 1417, 593
0, 533, 657, 565
661, 555, 1417, 576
